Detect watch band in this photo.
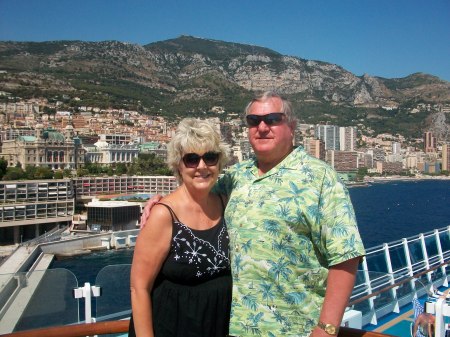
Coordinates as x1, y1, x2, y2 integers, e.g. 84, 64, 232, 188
317, 321, 339, 335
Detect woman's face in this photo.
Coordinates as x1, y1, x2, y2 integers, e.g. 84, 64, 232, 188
178, 151, 220, 191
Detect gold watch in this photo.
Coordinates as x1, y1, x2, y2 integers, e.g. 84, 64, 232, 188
317, 321, 339, 335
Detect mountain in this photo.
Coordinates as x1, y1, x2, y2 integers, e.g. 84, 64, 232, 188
0, 35, 449, 137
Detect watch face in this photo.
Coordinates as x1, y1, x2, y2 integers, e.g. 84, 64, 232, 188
318, 321, 338, 335
325, 325, 337, 334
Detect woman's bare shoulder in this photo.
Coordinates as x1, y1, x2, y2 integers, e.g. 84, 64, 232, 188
142, 202, 173, 233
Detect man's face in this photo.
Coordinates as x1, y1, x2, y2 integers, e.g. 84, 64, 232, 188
247, 97, 294, 164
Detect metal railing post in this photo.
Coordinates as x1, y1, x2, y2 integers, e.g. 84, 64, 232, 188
73, 283, 102, 323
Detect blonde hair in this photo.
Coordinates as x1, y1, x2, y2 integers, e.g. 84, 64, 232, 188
167, 118, 231, 182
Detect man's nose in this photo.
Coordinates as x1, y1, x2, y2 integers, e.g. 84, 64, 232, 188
257, 120, 270, 131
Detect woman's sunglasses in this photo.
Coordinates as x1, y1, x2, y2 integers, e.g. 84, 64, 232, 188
182, 152, 220, 168
245, 112, 285, 127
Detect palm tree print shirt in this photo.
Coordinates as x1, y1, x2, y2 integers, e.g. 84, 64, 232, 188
215, 146, 365, 337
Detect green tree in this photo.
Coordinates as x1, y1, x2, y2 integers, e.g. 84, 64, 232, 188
106, 167, 115, 176
25, 165, 37, 179
115, 163, 128, 175
34, 166, 54, 179
85, 162, 104, 175
3, 167, 26, 180
128, 153, 171, 176
63, 169, 73, 178
54, 170, 64, 179
76, 168, 89, 177
0, 158, 8, 179
357, 167, 368, 180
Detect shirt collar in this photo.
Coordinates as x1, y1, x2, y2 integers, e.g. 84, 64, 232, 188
245, 146, 305, 177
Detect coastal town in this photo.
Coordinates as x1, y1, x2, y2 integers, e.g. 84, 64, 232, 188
1, 98, 450, 178
0, 95, 449, 337
0, 96, 449, 246
0, 3, 449, 337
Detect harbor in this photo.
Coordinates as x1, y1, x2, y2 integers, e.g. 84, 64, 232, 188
1, 179, 450, 336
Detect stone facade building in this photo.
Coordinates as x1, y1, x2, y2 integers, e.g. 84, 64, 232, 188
1, 124, 85, 170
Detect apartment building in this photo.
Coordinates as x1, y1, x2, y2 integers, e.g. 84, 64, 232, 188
73, 175, 178, 199
0, 128, 36, 142
315, 125, 340, 150
0, 102, 39, 116
423, 131, 437, 153
326, 150, 358, 172
304, 138, 326, 161
339, 126, 357, 152
375, 162, 404, 175
442, 144, 450, 171
0, 179, 74, 244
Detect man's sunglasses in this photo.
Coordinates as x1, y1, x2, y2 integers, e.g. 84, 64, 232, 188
245, 112, 285, 127
182, 152, 220, 168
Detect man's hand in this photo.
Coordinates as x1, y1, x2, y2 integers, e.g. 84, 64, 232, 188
140, 194, 163, 228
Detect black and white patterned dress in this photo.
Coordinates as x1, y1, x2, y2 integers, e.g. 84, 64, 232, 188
129, 200, 231, 337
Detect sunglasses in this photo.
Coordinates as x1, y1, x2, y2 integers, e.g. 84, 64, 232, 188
245, 112, 285, 127
182, 152, 220, 168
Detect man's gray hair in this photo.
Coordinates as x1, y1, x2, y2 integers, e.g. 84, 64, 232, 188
244, 91, 297, 125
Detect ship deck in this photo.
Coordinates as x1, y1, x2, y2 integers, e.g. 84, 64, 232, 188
367, 302, 416, 337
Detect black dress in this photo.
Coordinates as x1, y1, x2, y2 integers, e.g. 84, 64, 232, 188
129, 201, 232, 337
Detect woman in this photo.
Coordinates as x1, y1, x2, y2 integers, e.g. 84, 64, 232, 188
129, 118, 231, 337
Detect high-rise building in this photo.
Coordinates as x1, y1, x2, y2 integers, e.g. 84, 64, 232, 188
315, 125, 340, 150
304, 138, 326, 161
423, 132, 437, 153
442, 144, 450, 171
392, 142, 401, 155
339, 126, 357, 152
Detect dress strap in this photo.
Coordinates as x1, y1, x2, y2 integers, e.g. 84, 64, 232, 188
157, 196, 224, 222
155, 202, 180, 223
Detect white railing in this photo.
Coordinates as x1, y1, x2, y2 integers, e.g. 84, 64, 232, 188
0, 226, 449, 334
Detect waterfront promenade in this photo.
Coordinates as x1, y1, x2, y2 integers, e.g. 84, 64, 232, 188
0, 246, 35, 275
0, 245, 55, 334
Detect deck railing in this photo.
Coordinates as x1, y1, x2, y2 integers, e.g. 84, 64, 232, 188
0, 226, 448, 335
350, 226, 450, 327
0, 321, 398, 337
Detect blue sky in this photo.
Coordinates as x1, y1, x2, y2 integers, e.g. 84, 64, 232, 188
1, 0, 449, 81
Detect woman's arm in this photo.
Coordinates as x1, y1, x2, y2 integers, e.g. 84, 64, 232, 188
130, 205, 172, 337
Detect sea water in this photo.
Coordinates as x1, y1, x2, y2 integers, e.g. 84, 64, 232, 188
51, 179, 450, 283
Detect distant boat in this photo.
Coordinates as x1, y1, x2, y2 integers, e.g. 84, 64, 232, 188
345, 181, 370, 187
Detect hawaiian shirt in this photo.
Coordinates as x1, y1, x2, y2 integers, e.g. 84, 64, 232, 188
215, 146, 365, 337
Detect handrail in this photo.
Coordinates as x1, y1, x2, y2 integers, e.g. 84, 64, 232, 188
349, 260, 448, 306
0, 320, 130, 337
0, 321, 396, 337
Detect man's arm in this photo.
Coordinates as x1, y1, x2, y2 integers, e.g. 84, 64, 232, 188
310, 257, 360, 337
412, 315, 425, 337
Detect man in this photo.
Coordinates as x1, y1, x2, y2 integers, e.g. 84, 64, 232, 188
216, 91, 364, 337
413, 312, 435, 337
141, 91, 365, 337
